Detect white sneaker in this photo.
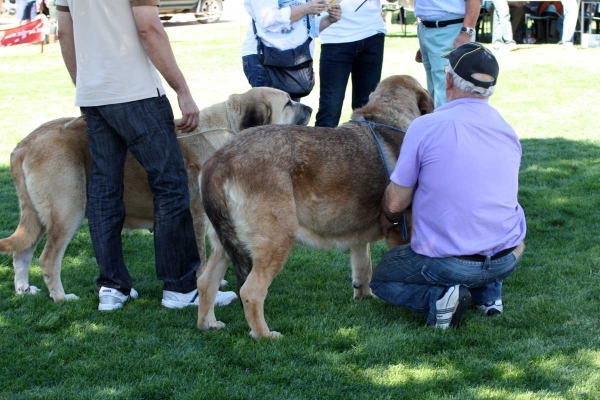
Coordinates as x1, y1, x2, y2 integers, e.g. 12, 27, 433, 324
162, 289, 238, 308
162, 289, 200, 309
435, 285, 471, 329
98, 286, 138, 311
475, 299, 503, 316
215, 290, 237, 306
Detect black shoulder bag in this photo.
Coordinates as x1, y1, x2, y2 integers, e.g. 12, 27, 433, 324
252, 16, 315, 98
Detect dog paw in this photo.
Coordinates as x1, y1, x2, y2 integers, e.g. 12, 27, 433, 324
16, 285, 40, 296
49, 291, 79, 302
353, 286, 373, 299
250, 330, 283, 339
198, 320, 226, 331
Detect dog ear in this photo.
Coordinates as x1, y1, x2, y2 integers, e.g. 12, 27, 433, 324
240, 102, 272, 131
418, 89, 434, 115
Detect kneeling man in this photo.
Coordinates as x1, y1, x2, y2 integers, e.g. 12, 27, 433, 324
371, 43, 526, 329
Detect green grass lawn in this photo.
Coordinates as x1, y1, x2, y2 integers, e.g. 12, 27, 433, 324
1, 21, 600, 399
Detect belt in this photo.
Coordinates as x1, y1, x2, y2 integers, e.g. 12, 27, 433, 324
456, 246, 517, 262
420, 18, 464, 28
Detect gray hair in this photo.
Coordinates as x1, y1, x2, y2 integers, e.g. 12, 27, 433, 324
446, 65, 495, 97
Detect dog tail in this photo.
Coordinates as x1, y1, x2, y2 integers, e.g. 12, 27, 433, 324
201, 158, 253, 290
0, 148, 43, 254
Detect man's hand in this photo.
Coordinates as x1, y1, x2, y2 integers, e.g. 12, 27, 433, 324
453, 32, 471, 48
415, 48, 422, 63
176, 92, 199, 133
327, 5, 341, 23
303, 0, 328, 15
379, 212, 397, 238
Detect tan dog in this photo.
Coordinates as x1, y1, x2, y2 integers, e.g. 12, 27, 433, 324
0, 87, 312, 302
198, 75, 434, 338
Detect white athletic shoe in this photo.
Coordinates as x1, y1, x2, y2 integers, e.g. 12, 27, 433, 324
162, 289, 237, 309
98, 286, 139, 311
475, 299, 503, 316
435, 285, 471, 329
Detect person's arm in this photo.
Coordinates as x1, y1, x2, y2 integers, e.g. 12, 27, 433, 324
57, 9, 76, 85
382, 182, 414, 223
454, 0, 481, 48
380, 182, 414, 238
131, 5, 199, 133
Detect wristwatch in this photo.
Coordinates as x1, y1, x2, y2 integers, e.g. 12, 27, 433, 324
461, 27, 475, 36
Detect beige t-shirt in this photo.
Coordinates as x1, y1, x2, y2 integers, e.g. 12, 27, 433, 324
56, 0, 165, 107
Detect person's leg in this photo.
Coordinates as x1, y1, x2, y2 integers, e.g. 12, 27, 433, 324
314, 42, 355, 127
370, 245, 446, 324
561, 0, 580, 44
101, 96, 200, 293
81, 106, 132, 295
242, 54, 270, 88
418, 23, 464, 109
492, 0, 515, 46
470, 245, 524, 309
491, 3, 503, 47
372, 243, 522, 324
510, 6, 525, 42
350, 33, 385, 112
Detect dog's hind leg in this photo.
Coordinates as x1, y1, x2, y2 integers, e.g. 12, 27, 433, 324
350, 243, 373, 299
38, 213, 84, 302
13, 239, 42, 296
197, 227, 230, 331
239, 200, 297, 339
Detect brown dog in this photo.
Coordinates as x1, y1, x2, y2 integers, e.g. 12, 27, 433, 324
0, 87, 312, 302
198, 75, 434, 338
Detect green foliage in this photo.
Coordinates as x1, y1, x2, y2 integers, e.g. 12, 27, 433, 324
1, 22, 600, 399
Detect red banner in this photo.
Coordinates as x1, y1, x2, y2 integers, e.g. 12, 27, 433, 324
0, 18, 45, 48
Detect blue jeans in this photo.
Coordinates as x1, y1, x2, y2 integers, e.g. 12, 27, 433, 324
370, 244, 522, 324
242, 54, 301, 102
315, 33, 385, 127
81, 95, 199, 295
242, 54, 270, 88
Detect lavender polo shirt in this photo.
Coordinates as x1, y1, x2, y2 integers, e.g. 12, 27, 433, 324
391, 97, 526, 258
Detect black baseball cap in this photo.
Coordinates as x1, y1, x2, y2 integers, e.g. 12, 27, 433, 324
442, 42, 499, 89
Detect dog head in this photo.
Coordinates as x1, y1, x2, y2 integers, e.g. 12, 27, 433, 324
352, 75, 433, 130
229, 87, 312, 131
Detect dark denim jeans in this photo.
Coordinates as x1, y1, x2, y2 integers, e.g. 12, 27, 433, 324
81, 95, 199, 295
242, 54, 270, 88
315, 33, 385, 128
370, 244, 522, 324
242, 54, 301, 102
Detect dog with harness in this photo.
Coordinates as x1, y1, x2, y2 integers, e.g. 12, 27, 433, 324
197, 75, 433, 338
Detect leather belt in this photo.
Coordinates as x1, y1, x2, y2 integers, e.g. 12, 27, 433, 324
456, 246, 517, 262
420, 18, 464, 28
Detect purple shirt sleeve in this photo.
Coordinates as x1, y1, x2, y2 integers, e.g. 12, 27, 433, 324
390, 118, 424, 188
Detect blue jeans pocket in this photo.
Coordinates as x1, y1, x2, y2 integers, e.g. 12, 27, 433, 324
421, 258, 486, 287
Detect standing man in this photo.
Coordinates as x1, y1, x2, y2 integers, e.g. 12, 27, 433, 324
490, 0, 517, 51
371, 43, 526, 329
314, 0, 386, 128
414, 0, 481, 109
56, 0, 236, 311
560, 0, 581, 47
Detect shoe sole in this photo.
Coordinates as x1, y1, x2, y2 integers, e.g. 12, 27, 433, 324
98, 303, 124, 311
449, 286, 472, 328
162, 299, 197, 309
